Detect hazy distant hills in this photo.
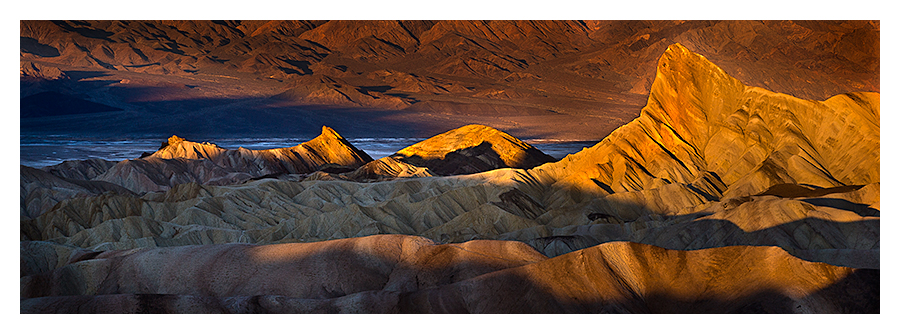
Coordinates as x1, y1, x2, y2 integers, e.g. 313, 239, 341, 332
19, 20, 879, 140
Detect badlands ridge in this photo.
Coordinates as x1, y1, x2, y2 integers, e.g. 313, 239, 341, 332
20, 44, 879, 313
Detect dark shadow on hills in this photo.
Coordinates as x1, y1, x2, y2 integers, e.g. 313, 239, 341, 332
19, 174, 880, 313
123, 62, 162, 69
401, 142, 506, 176
755, 183, 865, 198
21, 37, 60, 57
800, 198, 880, 217
51, 20, 113, 41
280, 59, 312, 74
398, 142, 556, 176
358, 85, 393, 94
62, 70, 115, 81
525, 213, 879, 270
20, 96, 476, 141
21, 91, 123, 118
20, 77, 461, 138
803, 268, 879, 313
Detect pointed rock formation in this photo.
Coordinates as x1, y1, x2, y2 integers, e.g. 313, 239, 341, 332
534, 43, 878, 201
94, 126, 373, 193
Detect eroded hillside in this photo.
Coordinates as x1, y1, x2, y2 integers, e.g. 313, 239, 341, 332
20, 43, 879, 314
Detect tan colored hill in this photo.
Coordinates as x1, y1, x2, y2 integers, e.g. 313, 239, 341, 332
334, 124, 556, 181
329, 156, 434, 182
95, 126, 372, 193
20, 165, 135, 219
148, 126, 372, 171
392, 124, 556, 175
19, 127, 373, 218
20, 237, 877, 313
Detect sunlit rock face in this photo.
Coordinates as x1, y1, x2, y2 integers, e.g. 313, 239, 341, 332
94, 126, 373, 194
146, 126, 372, 174
20, 44, 878, 313
333, 124, 557, 181
393, 124, 557, 175
19, 127, 373, 218
534, 43, 879, 200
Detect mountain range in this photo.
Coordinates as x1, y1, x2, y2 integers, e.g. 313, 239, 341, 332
20, 20, 879, 140
20, 42, 879, 313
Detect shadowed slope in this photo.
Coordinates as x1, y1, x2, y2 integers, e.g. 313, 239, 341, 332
20, 238, 877, 313
332, 124, 556, 181
21, 235, 546, 300
20, 165, 135, 219
400, 241, 877, 313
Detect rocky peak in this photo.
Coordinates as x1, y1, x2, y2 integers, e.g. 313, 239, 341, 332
146, 135, 224, 161
319, 126, 343, 140
167, 135, 186, 146
393, 124, 555, 175
535, 43, 879, 199
644, 43, 745, 147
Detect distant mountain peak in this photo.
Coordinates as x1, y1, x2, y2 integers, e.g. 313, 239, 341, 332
392, 124, 556, 175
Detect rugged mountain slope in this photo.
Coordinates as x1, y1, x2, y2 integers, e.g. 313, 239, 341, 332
20, 237, 877, 313
532, 43, 879, 201
20, 165, 135, 219
21, 45, 878, 267
21, 44, 878, 313
147, 126, 372, 170
95, 126, 372, 193
20, 20, 879, 141
19, 127, 373, 217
